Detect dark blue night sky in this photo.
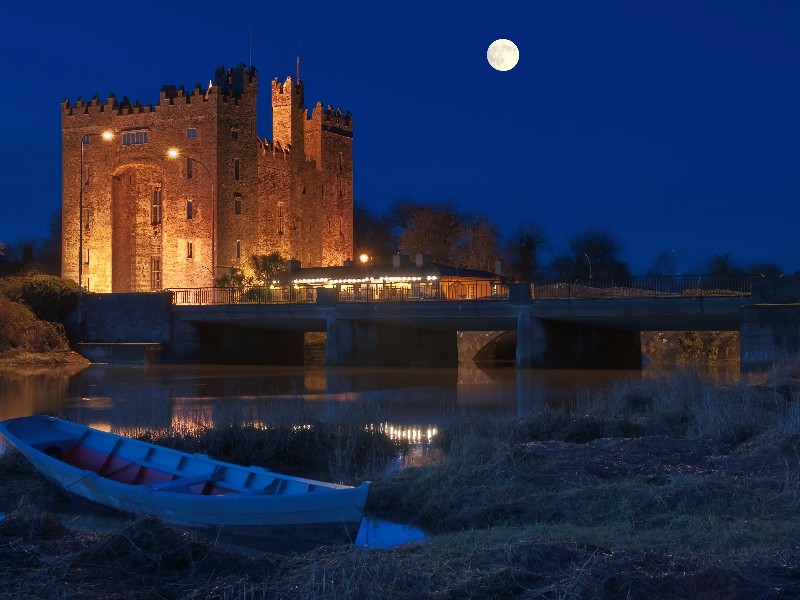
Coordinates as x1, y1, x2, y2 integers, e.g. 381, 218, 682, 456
1, 1, 798, 274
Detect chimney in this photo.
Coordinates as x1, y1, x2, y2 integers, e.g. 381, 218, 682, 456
415, 253, 432, 267
285, 259, 301, 272
392, 253, 410, 268
494, 260, 503, 276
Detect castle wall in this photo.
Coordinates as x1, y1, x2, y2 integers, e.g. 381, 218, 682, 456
62, 64, 352, 291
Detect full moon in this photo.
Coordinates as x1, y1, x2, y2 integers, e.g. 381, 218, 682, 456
487, 39, 519, 71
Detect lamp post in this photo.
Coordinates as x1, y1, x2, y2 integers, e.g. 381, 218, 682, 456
167, 148, 215, 285
77, 130, 114, 342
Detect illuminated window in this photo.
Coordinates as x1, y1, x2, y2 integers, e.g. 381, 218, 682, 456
186, 200, 193, 220
150, 258, 161, 290
187, 128, 197, 138
121, 130, 149, 145
151, 188, 163, 225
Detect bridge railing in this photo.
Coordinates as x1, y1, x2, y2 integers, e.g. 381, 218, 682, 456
169, 276, 750, 306
171, 286, 316, 305
534, 276, 751, 299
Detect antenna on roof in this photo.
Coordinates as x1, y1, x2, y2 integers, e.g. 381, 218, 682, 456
296, 56, 300, 84
249, 27, 253, 70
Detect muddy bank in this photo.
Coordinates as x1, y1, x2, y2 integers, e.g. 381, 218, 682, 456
2, 363, 800, 598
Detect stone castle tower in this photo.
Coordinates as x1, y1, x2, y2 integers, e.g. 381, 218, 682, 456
61, 63, 353, 292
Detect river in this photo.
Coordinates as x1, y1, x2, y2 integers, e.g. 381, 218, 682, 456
0, 360, 743, 440
0, 360, 743, 549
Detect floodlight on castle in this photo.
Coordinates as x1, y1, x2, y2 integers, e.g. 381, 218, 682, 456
62, 63, 354, 293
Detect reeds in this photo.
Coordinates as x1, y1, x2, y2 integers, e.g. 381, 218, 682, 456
3, 359, 800, 598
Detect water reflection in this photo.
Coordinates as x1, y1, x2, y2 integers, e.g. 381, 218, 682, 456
0, 362, 745, 433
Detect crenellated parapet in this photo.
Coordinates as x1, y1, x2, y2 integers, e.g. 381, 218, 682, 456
158, 82, 213, 106
259, 138, 291, 159
62, 92, 156, 117
214, 63, 257, 103
271, 76, 304, 107
311, 101, 353, 136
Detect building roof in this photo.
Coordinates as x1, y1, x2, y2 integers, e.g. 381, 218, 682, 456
286, 261, 506, 285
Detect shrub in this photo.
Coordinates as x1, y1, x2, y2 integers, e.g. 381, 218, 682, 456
0, 296, 68, 353
20, 274, 78, 323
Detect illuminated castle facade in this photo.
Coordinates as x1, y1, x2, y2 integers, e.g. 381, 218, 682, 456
61, 63, 353, 292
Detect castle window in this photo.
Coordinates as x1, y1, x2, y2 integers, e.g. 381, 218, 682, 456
186, 200, 193, 220
84, 248, 90, 265
231, 128, 239, 140
121, 130, 149, 145
339, 152, 343, 172
187, 128, 198, 138
150, 258, 162, 290
84, 165, 91, 186
278, 204, 284, 235
187, 157, 193, 179
234, 193, 242, 215
83, 208, 90, 230
234, 158, 240, 181
187, 241, 193, 259
236, 240, 241, 259
152, 188, 163, 225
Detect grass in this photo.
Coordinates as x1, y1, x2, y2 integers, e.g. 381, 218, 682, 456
2, 359, 800, 598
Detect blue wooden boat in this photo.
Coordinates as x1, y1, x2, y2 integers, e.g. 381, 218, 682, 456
0, 415, 370, 550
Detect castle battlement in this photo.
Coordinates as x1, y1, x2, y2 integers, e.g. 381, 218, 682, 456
158, 83, 212, 106
271, 76, 303, 96
62, 61, 352, 294
259, 138, 291, 159
311, 101, 353, 132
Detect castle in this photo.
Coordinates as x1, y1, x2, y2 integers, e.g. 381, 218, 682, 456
61, 63, 353, 292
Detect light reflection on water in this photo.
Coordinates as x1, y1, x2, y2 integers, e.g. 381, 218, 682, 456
0, 361, 742, 549
0, 361, 744, 430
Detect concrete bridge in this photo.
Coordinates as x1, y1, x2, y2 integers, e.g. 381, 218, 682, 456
74, 278, 800, 371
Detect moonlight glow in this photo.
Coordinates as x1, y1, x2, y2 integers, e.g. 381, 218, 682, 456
487, 39, 519, 71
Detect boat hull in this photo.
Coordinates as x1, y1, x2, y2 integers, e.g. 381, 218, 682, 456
0, 416, 370, 550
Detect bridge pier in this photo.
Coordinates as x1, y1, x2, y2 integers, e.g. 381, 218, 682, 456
326, 316, 457, 367
740, 278, 800, 371
516, 312, 642, 369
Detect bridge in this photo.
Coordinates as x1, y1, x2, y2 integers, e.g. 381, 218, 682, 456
76, 277, 800, 371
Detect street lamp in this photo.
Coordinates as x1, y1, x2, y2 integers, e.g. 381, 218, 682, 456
167, 148, 215, 284
77, 130, 114, 342
583, 253, 592, 279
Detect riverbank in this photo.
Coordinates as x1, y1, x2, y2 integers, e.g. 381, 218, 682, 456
1, 361, 799, 598
0, 349, 88, 367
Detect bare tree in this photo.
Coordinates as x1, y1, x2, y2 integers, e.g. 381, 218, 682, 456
502, 224, 546, 281
396, 202, 461, 264
455, 213, 498, 270
549, 228, 630, 280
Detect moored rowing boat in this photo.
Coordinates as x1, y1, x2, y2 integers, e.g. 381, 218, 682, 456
0, 415, 370, 550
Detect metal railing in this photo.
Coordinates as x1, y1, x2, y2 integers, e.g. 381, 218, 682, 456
533, 276, 751, 299
169, 276, 750, 306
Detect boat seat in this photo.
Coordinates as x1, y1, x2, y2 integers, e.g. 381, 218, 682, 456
148, 474, 218, 491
